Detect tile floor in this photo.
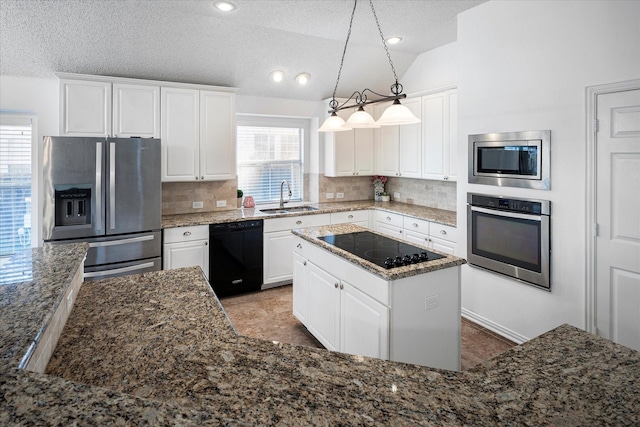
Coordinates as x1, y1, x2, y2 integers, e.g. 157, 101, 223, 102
220, 285, 517, 371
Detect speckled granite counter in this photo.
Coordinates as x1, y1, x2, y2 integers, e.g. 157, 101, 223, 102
2, 252, 639, 425
292, 223, 465, 281
162, 200, 457, 228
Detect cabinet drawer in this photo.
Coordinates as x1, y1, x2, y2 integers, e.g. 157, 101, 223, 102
375, 210, 403, 228
164, 225, 209, 243
403, 216, 430, 235
264, 213, 331, 233
330, 210, 369, 225
430, 223, 456, 243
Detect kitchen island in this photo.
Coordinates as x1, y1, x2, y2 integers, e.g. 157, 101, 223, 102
1, 245, 639, 425
291, 224, 465, 370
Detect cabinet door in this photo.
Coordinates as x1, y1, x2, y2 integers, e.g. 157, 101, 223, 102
306, 262, 340, 351
430, 236, 456, 255
163, 240, 209, 280
200, 91, 236, 180
60, 79, 111, 137
341, 281, 389, 359
446, 90, 458, 181
378, 125, 400, 176
292, 252, 308, 322
404, 230, 430, 248
263, 230, 295, 284
325, 108, 355, 177
422, 93, 446, 180
398, 98, 422, 178
161, 87, 200, 182
113, 83, 160, 138
354, 128, 375, 176
376, 223, 403, 240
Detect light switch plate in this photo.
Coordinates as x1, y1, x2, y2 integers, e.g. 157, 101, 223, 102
326, 192, 334, 199
216, 200, 227, 208
192, 201, 204, 209
336, 192, 344, 199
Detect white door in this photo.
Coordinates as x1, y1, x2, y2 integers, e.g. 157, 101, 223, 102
595, 88, 640, 351
263, 230, 294, 285
60, 79, 111, 137
163, 240, 209, 280
354, 127, 375, 176
398, 98, 422, 178
305, 262, 340, 351
113, 83, 160, 138
292, 253, 308, 322
200, 91, 236, 181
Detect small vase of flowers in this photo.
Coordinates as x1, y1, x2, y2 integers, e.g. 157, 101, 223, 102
371, 175, 387, 201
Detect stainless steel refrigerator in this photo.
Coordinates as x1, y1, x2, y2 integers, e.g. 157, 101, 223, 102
43, 136, 161, 280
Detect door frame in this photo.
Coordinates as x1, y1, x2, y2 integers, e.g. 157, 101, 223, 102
585, 79, 640, 334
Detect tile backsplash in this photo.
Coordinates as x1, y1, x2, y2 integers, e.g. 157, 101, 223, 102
162, 180, 237, 215
385, 177, 457, 211
315, 174, 374, 203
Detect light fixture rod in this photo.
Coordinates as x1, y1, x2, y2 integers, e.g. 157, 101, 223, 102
328, 92, 407, 114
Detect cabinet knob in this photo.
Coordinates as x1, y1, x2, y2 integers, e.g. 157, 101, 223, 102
340, 283, 344, 290
201, 176, 204, 180
440, 230, 447, 235
348, 215, 353, 219
413, 223, 418, 228
296, 243, 302, 248
296, 220, 302, 225
205, 242, 208, 245
183, 231, 191, 236
195, 176, 199, 180
386, 216, 391, 221
303, 260, 307, 266
444, 176, 449, 180
334, 283, 339, 288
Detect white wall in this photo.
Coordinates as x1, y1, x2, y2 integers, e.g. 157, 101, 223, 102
400, 42, 457, 93
457, 0, 640, 341
0, 75, 59, 246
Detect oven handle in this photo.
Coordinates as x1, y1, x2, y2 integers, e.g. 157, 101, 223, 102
470, 206, 543, 222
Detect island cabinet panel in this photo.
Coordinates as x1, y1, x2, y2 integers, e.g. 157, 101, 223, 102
292, 252, 308, 322
305, 261, 341, 352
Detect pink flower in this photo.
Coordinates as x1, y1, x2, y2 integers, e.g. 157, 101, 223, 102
370, 175, 387, 186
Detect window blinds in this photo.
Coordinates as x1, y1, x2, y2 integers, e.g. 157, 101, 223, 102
0, 117, 33, 258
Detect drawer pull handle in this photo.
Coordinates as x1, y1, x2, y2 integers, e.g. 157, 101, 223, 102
297, 243, 302, 248
340, 283, 344, 290
348, 215, 353, 219
183, 231, 192, 236
386, 216, 391, 221
413, 223, 418, 227
303, 261, 307, 266
440, 230, 447, 235
334, 283, 339, 288
296, 220, 302, 225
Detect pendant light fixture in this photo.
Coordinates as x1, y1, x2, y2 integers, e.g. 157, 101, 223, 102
319, 0, 420, 133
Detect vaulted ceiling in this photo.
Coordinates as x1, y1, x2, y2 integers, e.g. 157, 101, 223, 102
0, 0, 485, 101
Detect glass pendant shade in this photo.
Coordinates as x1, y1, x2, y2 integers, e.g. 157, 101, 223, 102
376, 100, 421, 126
345, 106, 380, 128
319, 112, 352, 132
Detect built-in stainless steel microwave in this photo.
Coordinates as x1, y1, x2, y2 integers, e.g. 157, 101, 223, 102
468, 130, 550, 190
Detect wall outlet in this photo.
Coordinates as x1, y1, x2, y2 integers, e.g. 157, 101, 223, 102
216, 200, 227, 208
326, 192, 334, 199
394, 192, 401, 200
192, 201, 204, 209
336, 192, 344, 199
425, 295, 440, 310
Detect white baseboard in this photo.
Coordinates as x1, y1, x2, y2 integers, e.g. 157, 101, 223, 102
461, 308, 529, 344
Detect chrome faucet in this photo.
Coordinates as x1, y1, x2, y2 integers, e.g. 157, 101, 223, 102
279, 180, 292, 209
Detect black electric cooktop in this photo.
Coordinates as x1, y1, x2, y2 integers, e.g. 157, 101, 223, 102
318, 231, 445, 269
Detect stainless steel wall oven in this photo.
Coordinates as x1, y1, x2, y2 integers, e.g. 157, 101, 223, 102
467, 193, 551, 290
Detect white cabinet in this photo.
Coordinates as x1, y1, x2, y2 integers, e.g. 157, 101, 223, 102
60, 79, 112, 137
422, 89, 458, 181
263, 214, 331, 287
113, 83, 160, 138
330, 210, 370, 228
374, 98, 422, 177
403, 216, 457, 255
325, 108, 375, 177
161, 87, 236, 182
163, 225, 209, 280
292, 252, 308, 322
374, 210, 404, 240
59, 77, 160, 138
305, 260, 341, 351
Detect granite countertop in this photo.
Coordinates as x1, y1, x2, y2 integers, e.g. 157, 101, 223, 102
162, 200, 457, 229
292, 223, 466, 281
2, 247, 639, 425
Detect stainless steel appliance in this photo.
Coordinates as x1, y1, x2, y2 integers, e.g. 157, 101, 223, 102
467, 193, 551, 290
468, 130, 550, 190
209, 220, 263, 296
318, 231, 444, 269
43, 136, 161, 280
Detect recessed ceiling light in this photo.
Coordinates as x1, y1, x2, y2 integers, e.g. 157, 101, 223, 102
270, 70, 285, 82
214, 1, 236, 12
386, 36, 403, 45
295, 73, 311, 85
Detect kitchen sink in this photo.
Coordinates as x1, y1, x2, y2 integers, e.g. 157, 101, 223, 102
260, 206, 319, 214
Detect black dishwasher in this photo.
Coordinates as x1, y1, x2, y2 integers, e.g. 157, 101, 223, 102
209, 220, 263, 297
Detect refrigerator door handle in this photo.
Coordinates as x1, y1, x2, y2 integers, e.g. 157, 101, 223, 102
88, 234, 155, 248
83, 261, 155, 279
109, 142, 116, 230
95, 142, 103, 232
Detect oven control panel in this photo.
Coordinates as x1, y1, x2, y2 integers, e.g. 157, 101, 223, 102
468, 194, 550, 215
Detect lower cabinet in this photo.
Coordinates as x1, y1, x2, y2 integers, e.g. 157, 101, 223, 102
295, 251, 389, 358
163, 225, 209, 280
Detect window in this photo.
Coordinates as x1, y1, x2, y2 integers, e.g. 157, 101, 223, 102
237, 117, 306, 204
0, 115, 34, 262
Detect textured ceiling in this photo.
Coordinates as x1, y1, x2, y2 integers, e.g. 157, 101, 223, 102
0, 0, 485, 101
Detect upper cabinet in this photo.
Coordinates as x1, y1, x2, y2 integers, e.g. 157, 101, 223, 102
422, 89, 457, 181
58, 73, 237, 183
374, 98, 422, 178
324, 107, 374, 177
160, 88, 236, 182
60, 79, 112, 137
